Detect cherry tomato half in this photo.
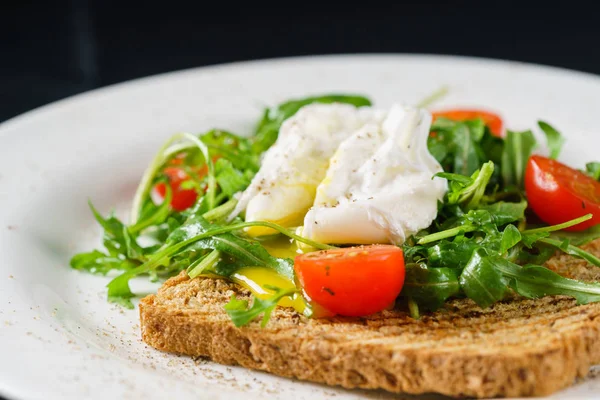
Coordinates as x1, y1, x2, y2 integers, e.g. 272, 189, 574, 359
432, 109, 504, 137
154, 167, 200, 211
294, 245, 405, 317
525, 155, 600, 231
153, 155, 221, 212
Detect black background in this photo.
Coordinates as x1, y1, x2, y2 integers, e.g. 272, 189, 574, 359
1, 1, 600, 399
2, 1, 600, 123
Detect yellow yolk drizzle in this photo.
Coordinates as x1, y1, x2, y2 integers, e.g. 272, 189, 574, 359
228, 237, 308, 315
230, 267, 307, 314
244, 212, 305, 237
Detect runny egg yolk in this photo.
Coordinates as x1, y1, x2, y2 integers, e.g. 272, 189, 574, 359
230, 267, 307, 314
228, 236, 336, 318
228, 237, 307, 314
259, 236, 303, 259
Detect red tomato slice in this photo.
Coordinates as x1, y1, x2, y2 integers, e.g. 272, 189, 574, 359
294, 245, 405, 317
154, 167, 199, 211
153, 155, 221, 212
432, 108, 504, 137
525, 155, 600, 231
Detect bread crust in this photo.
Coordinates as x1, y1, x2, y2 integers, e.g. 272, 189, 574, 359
139, 240, 600, 398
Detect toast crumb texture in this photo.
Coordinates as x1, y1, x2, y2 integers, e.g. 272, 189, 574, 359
139, 240, 600, 398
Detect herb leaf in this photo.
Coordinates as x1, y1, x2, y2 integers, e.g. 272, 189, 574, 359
402, 264, 461, 311
427, 240, 480, 269
69, 250, 125, 275
501, 130, 537, 188
538, 237, 600, 267
480, 200, 527, 226
440, 161, 495, 209
459, 249, 508, 308
224, 287, 297, 327
500, 224, 522, 254
492, 258, 600, 304
168, 215, 295, 280
538, 121, 565, 160
214, 158, 251, 197
452, 122, 481, 176
586, 162, 600, 180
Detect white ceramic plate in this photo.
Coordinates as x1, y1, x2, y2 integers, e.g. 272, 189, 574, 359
1, 54, 600, 400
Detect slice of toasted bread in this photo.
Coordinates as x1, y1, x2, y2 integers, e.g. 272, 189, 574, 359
139, 240, 600, 398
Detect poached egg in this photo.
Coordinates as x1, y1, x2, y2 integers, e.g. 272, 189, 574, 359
230, 102, 447, 245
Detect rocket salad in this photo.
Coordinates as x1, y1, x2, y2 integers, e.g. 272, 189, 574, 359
71, 94, 600, 326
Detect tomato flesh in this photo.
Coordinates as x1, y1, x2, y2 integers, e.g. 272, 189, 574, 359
294, 245, 405, 317
154, 167, 199, 211
432, 108, 504, 137
153, 155, 220, 212
525, 155, 600, 231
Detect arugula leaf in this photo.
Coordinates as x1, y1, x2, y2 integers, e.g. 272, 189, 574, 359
214, 158, 251, 197
427, 139, 448, 164
586, 162, 600, 180
492, 257, 600, 304
87, 201, 151, 263
516, 243, 557, 265
479, 130, 504, 165
168, 215, 294, 280
459, 249, 508, 308
187, 249, 221, 279
430, 116, 457, 132
501, 129, 537, 188
465, 118, 486, 142
69, 250, 125, 275
106, 271, 137, 309
538, 121, 565, 160
523, 214, 593, 236
407, 297, 420, 319
537, 237, 600, 267
452, 122, 481, 177
200, 129, 260, 172
418, 208, 499, 245
129, 184, 173, 234
224, 287, 297, 327
479, 200, 527, 226
252, 94, 372, 152
552, 224, 600, 246
521, 231, 550, 248
440, 161, 495, 209
500, 224, 522, 254
434, 172, 472, 186
402, 264, 461, 311
426, 240, 480, 269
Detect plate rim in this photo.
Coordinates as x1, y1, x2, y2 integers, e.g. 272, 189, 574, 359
2, 52, 600, 132
2, 52, 600, 400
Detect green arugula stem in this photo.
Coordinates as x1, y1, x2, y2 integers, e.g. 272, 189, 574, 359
188, 250, 221, 279
130, 138, 194, 224
130, 132, 217, 224
180, 132, 217, 211
128, 184, 173, 234
237, 222, 337, 250
407, 298, 420, 320
202, 198, 238, 222
417, 86, 449, 108
523, 214, 592, 235
129, 220, 336, 278
493, 260, 600, 295
418, 225, 477, 245
538, 237, 600, 267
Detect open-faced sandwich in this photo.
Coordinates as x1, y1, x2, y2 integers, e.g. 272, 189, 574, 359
72, 94, 600, 398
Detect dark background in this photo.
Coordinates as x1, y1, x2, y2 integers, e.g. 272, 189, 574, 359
2, 1, 600, 123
